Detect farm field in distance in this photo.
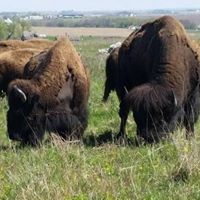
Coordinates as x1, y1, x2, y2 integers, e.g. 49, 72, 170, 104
32, 26, 200, 39
32, 27, 133, 38
1, 35, 200, 199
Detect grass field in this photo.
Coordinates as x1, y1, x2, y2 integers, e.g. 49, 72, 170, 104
32, 27, 133, 38
1, 36, 200, 199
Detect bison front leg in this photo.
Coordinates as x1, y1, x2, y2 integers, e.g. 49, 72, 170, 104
116, 101, 129, 144
184, 102, 197, 139
183, 89, 200, 139
184, 118, 195, 139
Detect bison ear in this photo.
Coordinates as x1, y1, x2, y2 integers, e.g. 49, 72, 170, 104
12, 85, 27, 103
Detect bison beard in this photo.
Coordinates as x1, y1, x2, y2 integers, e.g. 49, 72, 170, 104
115, 16, 200, 143
7, 107, 87, 146
45, 111, 87, 140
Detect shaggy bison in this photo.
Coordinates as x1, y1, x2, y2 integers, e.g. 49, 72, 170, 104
112, 16, 200, 143
7, 37, 89, 145
103, 47, 119, 102
0, 48, 43, 96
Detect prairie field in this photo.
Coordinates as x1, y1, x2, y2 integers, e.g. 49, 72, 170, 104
1, 36, 200, 200
32, 27, 133, 38
32, 26, 200, 39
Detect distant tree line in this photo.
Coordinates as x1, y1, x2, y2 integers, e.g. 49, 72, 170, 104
30, 16, 148, 28
30, 16, 198, 30
179, 19, 197, 30
0, 19, 31, 40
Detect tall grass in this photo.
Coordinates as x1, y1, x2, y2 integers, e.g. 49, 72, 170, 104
0, 36, 200, 199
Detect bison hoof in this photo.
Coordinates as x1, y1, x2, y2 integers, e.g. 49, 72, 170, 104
115, 132, 128, 145
135, 136, 146, 146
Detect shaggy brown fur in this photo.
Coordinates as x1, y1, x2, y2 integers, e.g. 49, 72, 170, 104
7, 37, 90, 145
0, 48, 43, 95
115, 16, 200, 143
23, 51, 48, 79
103, 47, 119, 101
0, 39, 54, 54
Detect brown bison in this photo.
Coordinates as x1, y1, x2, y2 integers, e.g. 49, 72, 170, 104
0, 39, 54, 54
103, 47, 119, 102
112, 16, 200, 143
0, 48, 43, 96
7, 37, 89, 145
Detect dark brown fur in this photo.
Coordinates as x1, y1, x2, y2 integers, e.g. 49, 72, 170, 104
7, 37, 90, 145
103, 47, 119, 101
115, 16, 200, 143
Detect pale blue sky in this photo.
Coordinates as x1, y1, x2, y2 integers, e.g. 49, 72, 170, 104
1, 0, 200, 12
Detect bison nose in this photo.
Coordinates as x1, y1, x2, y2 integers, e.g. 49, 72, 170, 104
8, 132, 21, 141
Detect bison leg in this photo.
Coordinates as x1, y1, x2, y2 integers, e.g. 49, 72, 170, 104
184, 103, 197, 139
184, 120, 194, 139
184, 104, 195, 139
116, 101, 129, 143
102, 80, 112, 102
184, 90, 200, 139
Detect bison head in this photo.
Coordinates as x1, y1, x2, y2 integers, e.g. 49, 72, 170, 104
120, 84, 184, 143
7, 81, 45, 146
133, 90, 183, 143
7, 70, 80, 145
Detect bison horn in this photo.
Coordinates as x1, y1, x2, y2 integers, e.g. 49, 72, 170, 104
13, 85, 27, 103
172, 91, 177, 107
124, 86, 128, 94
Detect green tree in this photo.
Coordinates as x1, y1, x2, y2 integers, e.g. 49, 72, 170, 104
19, 20, 31, 32
0, 20, 8, 40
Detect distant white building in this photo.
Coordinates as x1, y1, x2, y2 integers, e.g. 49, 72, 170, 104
129, 13, 136, 17
4, 18, 13, 24
21, 15, 44, 21
29, 15, 43, 20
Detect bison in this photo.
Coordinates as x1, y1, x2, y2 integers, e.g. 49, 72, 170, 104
7, 37, 89, 145
0, 48, 44, 96
0, 39, 54, 54
103, 47, 119, 102
110, 16, 200, 143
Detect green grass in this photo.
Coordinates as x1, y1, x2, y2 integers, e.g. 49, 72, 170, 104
1, 36, 200, 199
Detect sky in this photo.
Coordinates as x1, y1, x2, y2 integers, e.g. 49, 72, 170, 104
1, 0, 200, 12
